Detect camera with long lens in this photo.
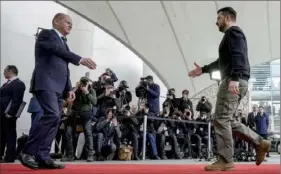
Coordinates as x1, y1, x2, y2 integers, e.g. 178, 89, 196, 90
201, 97, 206, 103
135, 77, 149, 98
186, 110, 191, 116
172, 111, 182, 119
183, 109, 191, 119
121, 105, 131, 116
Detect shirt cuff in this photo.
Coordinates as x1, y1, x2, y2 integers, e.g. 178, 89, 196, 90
78, 58, 82, 65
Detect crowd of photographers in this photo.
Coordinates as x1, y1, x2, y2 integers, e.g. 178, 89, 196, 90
21, 68, 271, 163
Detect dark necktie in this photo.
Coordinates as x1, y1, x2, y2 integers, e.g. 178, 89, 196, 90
2, 80, 10, 87
61, 37, 69, 50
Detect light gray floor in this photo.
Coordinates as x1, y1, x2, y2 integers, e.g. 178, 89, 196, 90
10, 154, 280, 165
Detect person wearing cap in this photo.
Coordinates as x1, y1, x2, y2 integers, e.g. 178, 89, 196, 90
61, 76, 97, 162
145, 75, 160, 116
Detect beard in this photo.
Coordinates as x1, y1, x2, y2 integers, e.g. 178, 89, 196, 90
218, 22, 227, 32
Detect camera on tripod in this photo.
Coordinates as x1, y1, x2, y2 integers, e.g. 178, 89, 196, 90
135, 77, 149, 98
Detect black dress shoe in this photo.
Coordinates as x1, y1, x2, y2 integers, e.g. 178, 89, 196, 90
38, 159, 65, 169
19, 152, 39, 169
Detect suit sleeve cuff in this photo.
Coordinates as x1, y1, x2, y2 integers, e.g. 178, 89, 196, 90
230, 74, 239, 81
202, 66, 208, 73
78, 58, 82, 65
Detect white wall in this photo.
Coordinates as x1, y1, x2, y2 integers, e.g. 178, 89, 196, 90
1, 1, 167, 135
1, 1, 67, 134
91, 27, 144, 105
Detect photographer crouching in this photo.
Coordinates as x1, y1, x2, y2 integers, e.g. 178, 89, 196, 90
157, 103, 181, 159
119, 105, 140, 160
62, 77, 97, 162
94, 108, 121, 161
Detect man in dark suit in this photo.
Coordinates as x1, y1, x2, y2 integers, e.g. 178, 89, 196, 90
247, 105, 258, 130
0, 65, 26, 163
20, 13, 97, 170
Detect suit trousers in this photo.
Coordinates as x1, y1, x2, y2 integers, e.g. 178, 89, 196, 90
1, 115, 17, 161
212, 78, 262, 163
23, 90, 63, 161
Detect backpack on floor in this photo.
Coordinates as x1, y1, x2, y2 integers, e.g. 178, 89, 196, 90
118, 144, 133, 161
16, 133, 29, 158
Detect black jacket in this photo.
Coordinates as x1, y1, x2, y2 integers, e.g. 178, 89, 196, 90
95, 117, 122, 140
196, 101, 212, 115
0, 78, 26, 117
202, 26, 250, 81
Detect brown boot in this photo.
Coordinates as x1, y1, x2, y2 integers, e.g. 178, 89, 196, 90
255, 139, 270, 166
204, 161, 235, 171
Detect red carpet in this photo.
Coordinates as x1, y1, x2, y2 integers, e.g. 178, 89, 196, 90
1, 164, 279, 174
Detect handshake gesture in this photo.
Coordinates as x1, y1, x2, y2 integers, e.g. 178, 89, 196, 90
80, 58, 97, 70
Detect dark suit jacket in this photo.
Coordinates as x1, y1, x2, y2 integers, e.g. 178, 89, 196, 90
147, 83, 160, 115
27, 96, 42, 113
95, 117, 122, 141
30, 29, 82, 95
0, 78, 26, 117
247, 112, 256, 129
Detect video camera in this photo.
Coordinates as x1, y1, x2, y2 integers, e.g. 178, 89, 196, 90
135, 77, 149, 98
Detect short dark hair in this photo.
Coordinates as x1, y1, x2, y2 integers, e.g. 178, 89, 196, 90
217, 7, 237, 21
6, 65, 18, 75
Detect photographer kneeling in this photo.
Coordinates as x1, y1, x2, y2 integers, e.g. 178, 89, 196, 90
95, 108, 121, 161
157, 103, 181, 159
62, 77, 97, 162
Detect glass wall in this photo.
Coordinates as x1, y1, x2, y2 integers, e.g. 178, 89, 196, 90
249, 59, 280, 132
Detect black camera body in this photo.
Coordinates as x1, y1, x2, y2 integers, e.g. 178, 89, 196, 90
80, 79, 88, 87
140, 77, 149, 89
135, 77, 149, 98
104, 78, 114, 86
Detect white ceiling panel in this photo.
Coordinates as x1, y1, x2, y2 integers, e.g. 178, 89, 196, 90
57, 0, 280, 96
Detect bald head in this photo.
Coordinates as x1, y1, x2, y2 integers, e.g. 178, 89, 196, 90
52, 13, 72, 36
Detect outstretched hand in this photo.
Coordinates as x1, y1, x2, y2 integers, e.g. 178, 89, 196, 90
188, 62, 203, 78
80, 58, 97, 70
